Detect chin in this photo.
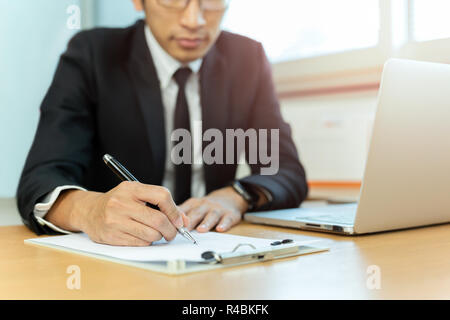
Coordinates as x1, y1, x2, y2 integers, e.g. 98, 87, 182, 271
175, 50, 207, 63
169, 42, 211, 62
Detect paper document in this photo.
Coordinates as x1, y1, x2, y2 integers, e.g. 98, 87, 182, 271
26, 232, 289, 263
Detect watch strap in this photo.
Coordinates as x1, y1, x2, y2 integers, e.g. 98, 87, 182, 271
231, 181, 258, 211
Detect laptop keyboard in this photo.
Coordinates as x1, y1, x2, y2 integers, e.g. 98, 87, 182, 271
295, 204, 357, 225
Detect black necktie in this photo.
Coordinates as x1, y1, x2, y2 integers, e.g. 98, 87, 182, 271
173, 67, 192, 205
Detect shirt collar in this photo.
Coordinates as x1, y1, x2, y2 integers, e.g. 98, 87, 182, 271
144, 24, 202, 89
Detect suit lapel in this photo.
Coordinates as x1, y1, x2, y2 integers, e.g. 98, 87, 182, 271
125, 20, 166, 184
200, 43, 230, 193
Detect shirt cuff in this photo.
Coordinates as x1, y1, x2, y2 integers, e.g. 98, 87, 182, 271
33, 185, 87, 234
257, 186, 273, 203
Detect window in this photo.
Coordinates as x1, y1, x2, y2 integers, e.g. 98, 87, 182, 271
410, 0, 450, 42
222, 0, 380, 63
221, 0, 450, 95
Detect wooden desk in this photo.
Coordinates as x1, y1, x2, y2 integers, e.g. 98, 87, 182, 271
1, 222, 449, 299
1, 188, 449, 300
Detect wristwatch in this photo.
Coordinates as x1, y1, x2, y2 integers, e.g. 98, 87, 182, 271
231, 181, 260, 211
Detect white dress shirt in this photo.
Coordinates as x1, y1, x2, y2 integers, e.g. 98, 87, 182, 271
34, 25, 206, 233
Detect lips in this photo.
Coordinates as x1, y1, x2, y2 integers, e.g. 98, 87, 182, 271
175, 37, 205, 49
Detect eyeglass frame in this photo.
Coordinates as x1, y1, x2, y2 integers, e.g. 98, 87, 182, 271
156, 0, 230, 12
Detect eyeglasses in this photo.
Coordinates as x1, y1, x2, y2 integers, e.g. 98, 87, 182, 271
157, 0, 230, 11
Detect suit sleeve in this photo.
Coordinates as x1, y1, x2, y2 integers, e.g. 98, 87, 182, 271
16, 31, 96, 235
238, 43, 308, 211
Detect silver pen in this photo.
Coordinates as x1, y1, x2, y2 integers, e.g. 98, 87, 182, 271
178, 227, 197, 245
103, 154, 198, 245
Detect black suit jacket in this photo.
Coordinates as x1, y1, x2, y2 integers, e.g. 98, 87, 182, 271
17, 20, 308, 235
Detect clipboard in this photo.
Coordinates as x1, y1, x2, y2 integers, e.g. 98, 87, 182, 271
25, 233, 329, 275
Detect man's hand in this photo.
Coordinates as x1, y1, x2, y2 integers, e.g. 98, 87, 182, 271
180, 187, 249, 233
45, 181, 189, 247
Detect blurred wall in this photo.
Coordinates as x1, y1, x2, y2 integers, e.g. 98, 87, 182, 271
93, 0, 144, 27
0, 0, 82, 197
0, 0, 142, 198
280, 92, 377, 183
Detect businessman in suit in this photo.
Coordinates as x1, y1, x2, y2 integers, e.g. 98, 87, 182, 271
17, 0, 308, 246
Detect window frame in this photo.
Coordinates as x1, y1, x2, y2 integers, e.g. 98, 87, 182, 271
273, 0, 450, 97
397, 0, 450, 64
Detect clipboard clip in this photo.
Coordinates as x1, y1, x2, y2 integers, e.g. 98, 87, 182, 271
201, 243, 257, 263
200, 240, 299, 265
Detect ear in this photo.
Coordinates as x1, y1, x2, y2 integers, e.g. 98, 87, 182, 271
131, 0, 144, 11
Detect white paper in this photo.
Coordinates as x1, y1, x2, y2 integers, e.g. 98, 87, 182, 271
26, 232, 285, 262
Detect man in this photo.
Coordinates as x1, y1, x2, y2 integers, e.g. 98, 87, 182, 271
16, 0, 308, 246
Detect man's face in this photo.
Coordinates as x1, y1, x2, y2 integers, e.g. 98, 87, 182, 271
134, 0, 226, 63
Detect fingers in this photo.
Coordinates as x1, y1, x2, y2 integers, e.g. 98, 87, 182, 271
178, 199, 193, 227
128, 205, 177, 241
92, 231, 152, 247
181, 197, 243, 232
197, 209, 222, 232
119, 219, 164, 244
101, 200, 169, 243
181, 211, 190, 228
97, 182, 179, 245
129, 182, 184, 229
116, 232, 152, 247
185, 202, 210, 230
179, 198, 197, 213
216, 213, 240, 232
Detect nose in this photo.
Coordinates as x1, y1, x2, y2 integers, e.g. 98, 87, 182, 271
180, 0, 206, 30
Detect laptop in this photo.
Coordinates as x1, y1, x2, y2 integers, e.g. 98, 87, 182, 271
245, 59, 450, 235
